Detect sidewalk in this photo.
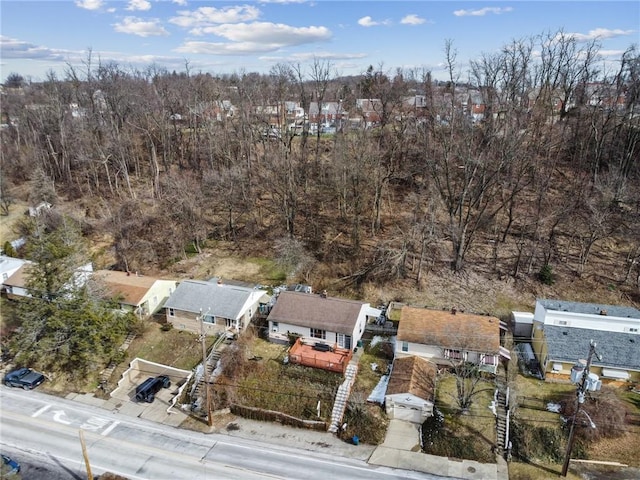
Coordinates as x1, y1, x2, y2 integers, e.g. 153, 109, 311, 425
368, 419, 505, 480
69, 391, 507, 480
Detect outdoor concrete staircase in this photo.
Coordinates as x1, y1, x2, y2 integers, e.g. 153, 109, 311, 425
495, 366, 509, 458
100, 332, 137, 385
328, 363, 359, 433
193, 334, 230, 400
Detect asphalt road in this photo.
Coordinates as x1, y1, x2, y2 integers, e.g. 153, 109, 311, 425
0, 387, 445, 480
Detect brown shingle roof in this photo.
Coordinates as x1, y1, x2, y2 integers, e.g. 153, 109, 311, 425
3, 264, 29, 288
386, 356, 436, 401
93, 270, 162, 306
397, 306, 500, 353
267, 291, 365, 335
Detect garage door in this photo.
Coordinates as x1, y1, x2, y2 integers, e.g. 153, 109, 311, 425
393, 404, 422, 423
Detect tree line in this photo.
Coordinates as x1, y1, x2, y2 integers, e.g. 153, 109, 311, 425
1, 32, 639, 294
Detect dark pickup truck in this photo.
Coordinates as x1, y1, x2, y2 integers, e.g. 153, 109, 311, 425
4, 367, 46, 390
135, 375, 171, 403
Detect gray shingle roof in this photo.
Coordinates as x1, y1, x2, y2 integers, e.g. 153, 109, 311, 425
164, 280, 264, 320
544, 325, 640, 371
538, 299, 640, 319
267, 291, 365, 335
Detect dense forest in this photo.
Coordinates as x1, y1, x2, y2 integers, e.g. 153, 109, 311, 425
1, 32, 639, 306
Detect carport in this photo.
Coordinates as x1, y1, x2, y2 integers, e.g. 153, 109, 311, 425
108, 358, 192, 425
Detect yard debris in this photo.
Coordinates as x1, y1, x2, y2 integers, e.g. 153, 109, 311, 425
547, 402, 561, 413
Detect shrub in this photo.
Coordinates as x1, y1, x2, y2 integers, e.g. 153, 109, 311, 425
538, 264, 555, 285
160, 322, 174, 332
510, 416, 564, 462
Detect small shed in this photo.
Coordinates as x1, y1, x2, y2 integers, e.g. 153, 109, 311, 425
511, 311, 534, 338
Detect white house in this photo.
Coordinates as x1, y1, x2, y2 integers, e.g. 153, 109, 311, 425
396, 306, 506, 375
3, 261, 92, 299
267, 291, 380, 350
0, 255, 29, 287
164, 279, 267, 336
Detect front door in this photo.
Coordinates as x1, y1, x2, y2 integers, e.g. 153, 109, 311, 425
337, 334, 352, 349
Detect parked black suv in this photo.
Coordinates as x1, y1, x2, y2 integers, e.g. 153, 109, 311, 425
135, 375, 171, 403
4, 367, 45, 390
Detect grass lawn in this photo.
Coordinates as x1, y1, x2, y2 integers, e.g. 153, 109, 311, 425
509, 373, 640, 475
106, 322, 215, 388
215, 337, 342, 421
424, 374, 496, 463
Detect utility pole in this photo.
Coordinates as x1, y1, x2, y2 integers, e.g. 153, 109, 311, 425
561, 339, 601, 476
79, 430, 92, 480
199, 308, 213, 427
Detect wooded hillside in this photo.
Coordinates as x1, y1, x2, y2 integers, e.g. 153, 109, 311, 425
2, 33, 639, 310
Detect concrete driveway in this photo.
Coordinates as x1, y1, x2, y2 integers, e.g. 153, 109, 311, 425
106, 358, 191, 426
369, 419, 504, 480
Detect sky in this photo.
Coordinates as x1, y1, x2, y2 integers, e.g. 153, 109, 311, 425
1, 1, 638, 83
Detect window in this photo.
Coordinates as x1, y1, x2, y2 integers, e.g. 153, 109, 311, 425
272, 322, 279, 333
2, 273, 7, 281
444, 349, 463, 360
629, 328, 638, 333
168, 308, 175, 317
225, 318, 233, 327
310, 328, 326, 339
557, 320, 568, 326
401, 341, 408, 352
204, 315, 215, 324
482, 355, 497, 365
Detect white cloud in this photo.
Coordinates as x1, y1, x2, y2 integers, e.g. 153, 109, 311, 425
260, 51, 367, 62
175, 41, 277, 55
175, 23, 331, 55
172, 0, 187, 5
0, 36, 73, 61
400, 14, 426, 25
75, 0, 104, 11
258, 0, 307, 3
126, 0, 151, 11
170, 6, 261, 28
193, 22, 331, 44
453, 7, 513, 17
559, 28, 636, 42
358, 16, 391, 27
598, 49, 626, 57
113, 17, 169, 37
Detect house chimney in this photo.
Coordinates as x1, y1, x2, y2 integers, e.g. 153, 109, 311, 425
451, 306, 457, 315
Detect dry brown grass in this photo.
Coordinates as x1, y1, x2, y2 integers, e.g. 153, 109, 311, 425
106, 322, 216, 387
428, 374, 496, 463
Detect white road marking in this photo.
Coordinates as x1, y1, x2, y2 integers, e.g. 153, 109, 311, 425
100, 420, 119, 436
52, 410, 72, 425
31, 404, 51, 418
